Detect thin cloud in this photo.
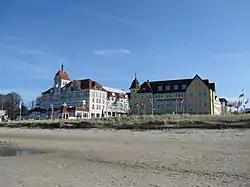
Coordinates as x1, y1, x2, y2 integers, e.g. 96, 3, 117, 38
16, 49, 47, 55
13, 62, 56, 80
66, 5, 143, 26
1, 44, 65, 79
2, 34, 22, 41
93, 49, 131, 56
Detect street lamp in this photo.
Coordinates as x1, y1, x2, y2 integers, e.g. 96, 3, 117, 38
150, 98, 154, 115
50, 104, 54, 120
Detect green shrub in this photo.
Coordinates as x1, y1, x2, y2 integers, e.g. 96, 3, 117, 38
1, 114, 250, 130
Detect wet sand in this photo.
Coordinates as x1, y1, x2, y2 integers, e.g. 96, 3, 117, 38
0, 128, 249, 187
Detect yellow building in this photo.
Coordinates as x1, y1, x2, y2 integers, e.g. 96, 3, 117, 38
129, 74, 216, 115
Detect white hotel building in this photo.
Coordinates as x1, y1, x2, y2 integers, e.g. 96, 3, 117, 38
32, 65, 129, 119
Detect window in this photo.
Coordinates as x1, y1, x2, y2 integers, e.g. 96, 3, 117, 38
92, 98, 95, 102
158, 85, 163, 91
204, 92, 207, 96
141, 95, 143, 99
189, 92, 193, 96
165, 85, 171, 90
156, 94, 159, 98
198, 92, 202, 96
173, 85, 179, 90
181, 84, 187, 89
166, 103, 172, 108
204, 101, 207, 106
92, 104, 94, 109
198, 101, 202, 107
189, 103, 193, 108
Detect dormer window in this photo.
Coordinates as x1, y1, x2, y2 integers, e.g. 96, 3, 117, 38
174, 85, 179, 90
158, 86, 163, 91
181, 84, 187, 89
165, 85, 171, 90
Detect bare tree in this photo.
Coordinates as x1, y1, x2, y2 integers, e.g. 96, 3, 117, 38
0, 92, 23, 120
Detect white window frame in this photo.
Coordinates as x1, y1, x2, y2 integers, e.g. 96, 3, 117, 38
181, 84, 187, 89
165, 85, 171, 90
158, 86, 163, 91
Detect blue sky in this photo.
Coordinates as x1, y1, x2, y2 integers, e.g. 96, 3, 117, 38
0, 0, 250, 104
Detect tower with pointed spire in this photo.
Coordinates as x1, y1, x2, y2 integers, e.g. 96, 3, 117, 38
129, 73, 140, 114
53, 64, 71, 90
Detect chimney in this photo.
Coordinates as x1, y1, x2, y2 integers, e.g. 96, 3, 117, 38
61, 64, 64, 72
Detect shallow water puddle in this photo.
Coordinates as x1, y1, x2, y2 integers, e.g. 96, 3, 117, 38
0, 148, 40, 157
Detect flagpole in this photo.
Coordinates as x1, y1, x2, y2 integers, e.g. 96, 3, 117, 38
19, 100, 22, 121
182, 100, 185, 115
242, 89, 245, 114
150, 98, 154, 116
144, 104, 146, 115
175, 99, 177, 115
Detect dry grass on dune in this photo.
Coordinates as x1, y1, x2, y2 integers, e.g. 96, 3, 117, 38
1, 114, 250, 130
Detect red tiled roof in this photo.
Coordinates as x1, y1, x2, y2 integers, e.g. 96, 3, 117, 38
106, 91, 128, 99
65, 79, 103, 90
55, 70, 70, 80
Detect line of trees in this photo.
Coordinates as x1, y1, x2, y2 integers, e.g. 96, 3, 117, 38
0, 92, 28, 120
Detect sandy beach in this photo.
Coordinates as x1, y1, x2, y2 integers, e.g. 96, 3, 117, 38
0, 128, 249, 187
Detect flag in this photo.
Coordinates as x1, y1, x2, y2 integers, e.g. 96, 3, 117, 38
245, 99, 249, 105
19, 100, 22, 109
239, 93, 244, 99
134, 103, 139, 107
237, 100, 243, 107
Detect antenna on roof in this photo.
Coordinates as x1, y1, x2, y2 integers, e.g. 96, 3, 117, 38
61, 64, 64, 72
134, 72, 137, 79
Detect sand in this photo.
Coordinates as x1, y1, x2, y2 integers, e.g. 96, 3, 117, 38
0, 128, 249, 187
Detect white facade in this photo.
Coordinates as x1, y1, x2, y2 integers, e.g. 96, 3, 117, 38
214, 97, 222, 115
35, 66, 129, 119
103, 86, 130, 117
0, 110, 7, 122
219, 98, 230, 115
